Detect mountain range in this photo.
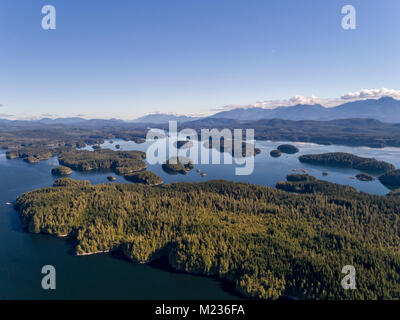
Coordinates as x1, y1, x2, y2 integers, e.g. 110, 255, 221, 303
210, 97, 400, 122
1, 97, 400, 125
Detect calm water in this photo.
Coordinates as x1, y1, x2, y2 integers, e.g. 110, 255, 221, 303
1, 139, 399, 299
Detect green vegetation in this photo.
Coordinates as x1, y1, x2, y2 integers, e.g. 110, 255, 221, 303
52, 177, 91, 187
277, 144, 299, 154
162, 157, 194, 175
124, 171, 163, 185
58, 149, 146, 174
286, 174, 317, 182
355, 173, 375, 182
51, 166, 72, 176
7, 146, 56, 162
181, 118, 400, 148
276, 177, 357, 196
270, 150, 282, 158
299, 152, 395, 173
15, 178, 400, 300
379, 170, 400, 188
4, 118, 400, 151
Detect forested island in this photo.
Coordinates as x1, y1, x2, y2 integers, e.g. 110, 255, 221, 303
51, 166, 72, 176
277, 144, 299, 154
270, 150, 282, 158
162, 157, 194, 175
6, 145, 71, 163
355, 173, 375, 182
379, 170, 400, 188
58, 149, 146, 173
14, 177, 400, 300
276, 174, 358, 196
124, 171, 163, 186
298, 152, 395, 172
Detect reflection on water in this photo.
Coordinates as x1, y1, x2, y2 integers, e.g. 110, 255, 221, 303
96, 138, 400, 196
1, 139, 399, 299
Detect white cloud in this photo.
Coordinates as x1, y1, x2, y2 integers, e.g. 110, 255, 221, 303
341, 88, 400, 101
214, 88, 400, 112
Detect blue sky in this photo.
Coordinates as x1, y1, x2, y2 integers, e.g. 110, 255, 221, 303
0, 0, 399, 119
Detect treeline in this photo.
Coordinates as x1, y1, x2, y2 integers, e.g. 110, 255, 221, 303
15, 178, 400, 300
0, 126, 148, 151
181, 118, 400, 148
6, 145, 73, 163
124, 171, 163, 185
299, 152, 395, 173
58, 149, 146, 173
276, 174, 358, 196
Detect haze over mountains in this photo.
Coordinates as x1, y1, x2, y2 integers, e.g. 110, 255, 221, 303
210, 97, 400, 122
1, 97, 400, 125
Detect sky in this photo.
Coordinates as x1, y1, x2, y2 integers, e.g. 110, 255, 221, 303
0, 0, 399, 120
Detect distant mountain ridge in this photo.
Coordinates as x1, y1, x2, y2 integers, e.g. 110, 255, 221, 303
209, 97, 400, 123
1, 97, 400, 125
131, 114, 201, 123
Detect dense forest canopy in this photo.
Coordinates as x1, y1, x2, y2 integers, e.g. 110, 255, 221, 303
299, 152, 395, 173
51, 166, 72, 177
3, 118, 400, 153
162, 157, 194, 175
379, 170, 400, 188
58, 149, 146, 173
15, 178, 400, 300
277, 144, 299, 154
124, 171, 163, 186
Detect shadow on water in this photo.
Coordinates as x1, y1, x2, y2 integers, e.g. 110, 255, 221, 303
146, 255, 245, 299
108, 250, 244, 299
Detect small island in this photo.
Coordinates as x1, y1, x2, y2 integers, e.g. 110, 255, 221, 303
132, 137, 146, 144
51, 166, 73, 176
124, 171, 163, 186
107, 176, 116, 182
379, 170, 400, 188
299, 152, 395, 173
115, 144, 121, 149
162, 157, 194, 175
270, 150, 282, 158
174, 140, 194, 149
355, 173, 375, 182
277, 144, 299, 154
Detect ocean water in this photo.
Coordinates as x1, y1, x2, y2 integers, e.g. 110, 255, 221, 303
1, 139, 399, 299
